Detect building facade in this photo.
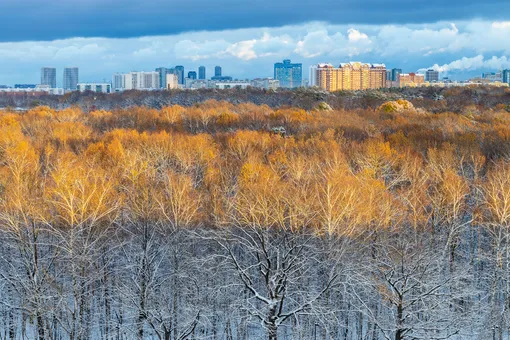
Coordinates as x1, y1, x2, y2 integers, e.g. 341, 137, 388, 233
14, 84, 37, 89
77, 83, 111, 93
250, 78, 280, 90
399, 73, 425, 87
213, 81, 250, 89
132, 71, 159, 90
503, 69, 510, 84
174, 66, 185, 85
41, 67, 57, 88
188, 71, 197, 80
112, 72, 160, 91
156, 67, 171, 89
0, 84, 61, 95
274, 59, 302, 88
425, 69, 439, 82
211, 76, 232, 81
63, 67, 79, 91
199, 66, 206, 80
369, 64, 387, 89
315, 62, 386, 92
214, 66, 222, 77
391, 68, 402, 82
166, 74, 179, 90
187, 80, 209, 89
482, 72, 503, 82
112, 73, 124, 91
184, 78, 196, 89
309, 65, 318, 87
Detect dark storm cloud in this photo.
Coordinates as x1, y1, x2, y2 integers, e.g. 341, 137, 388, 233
0, 0, 508, 42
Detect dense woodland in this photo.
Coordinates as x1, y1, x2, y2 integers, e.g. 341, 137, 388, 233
2, 86, 510, 112
1, 98, 510, 339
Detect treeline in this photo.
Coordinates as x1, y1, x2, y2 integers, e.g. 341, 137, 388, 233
2, 86, 510, 113
0, 102, 510, 339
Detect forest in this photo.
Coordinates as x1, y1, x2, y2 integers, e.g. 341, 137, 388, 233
2, 85, 510, 112
1, 96, 510, 340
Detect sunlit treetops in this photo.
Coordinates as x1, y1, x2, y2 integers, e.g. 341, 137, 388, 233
0, 100, 509, 234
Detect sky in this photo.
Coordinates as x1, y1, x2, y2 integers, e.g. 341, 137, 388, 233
1, 0, 510, 85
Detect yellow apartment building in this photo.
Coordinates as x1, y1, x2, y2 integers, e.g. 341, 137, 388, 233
314, 62, 387, 91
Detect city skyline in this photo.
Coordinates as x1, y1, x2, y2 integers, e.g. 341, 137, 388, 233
0, 20, 509, 86
2, 60, 508, 92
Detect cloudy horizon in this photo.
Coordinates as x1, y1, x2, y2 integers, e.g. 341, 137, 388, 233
1, 0, 510, 86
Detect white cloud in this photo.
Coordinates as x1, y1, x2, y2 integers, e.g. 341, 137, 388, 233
173, 39, 229, 61
294, 30, 340, 58
492, 22, 510, 29
226, 39, 257, 60
376, 23, 464, 56
420, 55, 510, 73
293, 28, 372, 58
347, 29, 369, 42
132, 47, 156, 58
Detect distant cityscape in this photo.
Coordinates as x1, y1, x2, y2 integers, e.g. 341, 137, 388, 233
1, 60, 510, 96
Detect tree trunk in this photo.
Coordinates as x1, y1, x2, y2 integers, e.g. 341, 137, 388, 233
37, 313, 45, 340
8, 306, 15, 340
268, 323, 278, 340
103, 255, 111, 340
173, 251, 179, 340
395, 299, 404, 340
137, 223, 149, 340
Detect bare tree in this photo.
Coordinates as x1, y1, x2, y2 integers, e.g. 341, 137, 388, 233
213, 225, 340, 340
356, 229, 471, 340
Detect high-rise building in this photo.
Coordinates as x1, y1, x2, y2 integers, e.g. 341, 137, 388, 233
199, 66, 206, 80
391, 68, 402, 82
112, 71, 160, 90
369, 64, 387, 89
63, 67, 79, 91
314, 62, 387, 92
309, 65, 318, 87
211, 66, 232, 81
425, 69, 439, 82
215, 66, 222, 78
503, 69, 510, 84
175, 66, 185, 85
41, 67, 57, 88
188, 71, 197, 80
274, 59, 302, 88
113, 73, 125, 91
156, 67, 170, 89
386, 70, 392, 81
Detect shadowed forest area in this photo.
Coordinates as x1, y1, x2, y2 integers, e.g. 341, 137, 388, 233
1, 97, 510, 339
2, 86, 510, 113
